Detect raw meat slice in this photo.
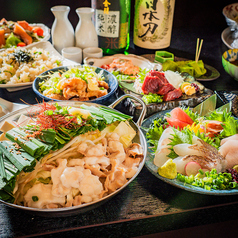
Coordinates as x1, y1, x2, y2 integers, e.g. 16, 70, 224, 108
141, 75, 163, 94
148, 70, 168, 84
157, 83, 175, 95
163, 88, 183, 101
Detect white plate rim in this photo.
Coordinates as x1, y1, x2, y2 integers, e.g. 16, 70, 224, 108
84, 53, 162, 71
221, 27, 234, 49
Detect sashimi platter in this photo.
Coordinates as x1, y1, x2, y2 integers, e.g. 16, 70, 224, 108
142, 95, 238, 195
96, 55, 214, 117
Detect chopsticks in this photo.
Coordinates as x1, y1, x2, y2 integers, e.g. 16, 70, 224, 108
195, 38, 203, 62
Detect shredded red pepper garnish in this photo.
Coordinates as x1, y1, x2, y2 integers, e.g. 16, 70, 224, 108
29, 102, 79, 137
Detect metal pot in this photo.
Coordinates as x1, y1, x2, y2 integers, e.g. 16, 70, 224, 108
0, 94, 147, 216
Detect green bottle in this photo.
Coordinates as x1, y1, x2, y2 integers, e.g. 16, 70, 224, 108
91, 0, 131, 55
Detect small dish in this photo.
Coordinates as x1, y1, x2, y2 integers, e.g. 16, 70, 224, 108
155, 51, 174, 63
221, 27, 234, 49
222, 48, 238, 80
223, 3, 238, 31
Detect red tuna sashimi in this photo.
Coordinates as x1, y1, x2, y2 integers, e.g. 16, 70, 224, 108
163, 88, 183, 101
169, 107, 194, 125
166, 117, 190, 129
157, 83, 175, 95
141, 75, 163, 94
148, 70, 168, 84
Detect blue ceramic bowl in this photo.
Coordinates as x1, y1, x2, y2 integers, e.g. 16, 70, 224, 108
32, 65, 118, 106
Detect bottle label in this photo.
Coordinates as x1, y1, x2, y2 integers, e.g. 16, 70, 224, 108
133, 0, 175, 49
95, 9, 120, 38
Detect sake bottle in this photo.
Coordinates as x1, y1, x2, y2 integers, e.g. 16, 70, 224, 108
91, 0, 131, 55
133, 0, 175, 49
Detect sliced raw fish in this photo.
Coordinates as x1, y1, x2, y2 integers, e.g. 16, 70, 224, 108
220, 134, 238, 146
219, 137, 238, 169
154, 128, 174, 167
169, 107, 194, 125
173, 143, 203, 157
175, 139, 226, 174
173, 156, 187, 174
157, 83, 174, 95
154, 147, 171, 167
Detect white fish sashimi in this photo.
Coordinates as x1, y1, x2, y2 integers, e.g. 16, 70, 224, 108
173, 156, 187, 174
173, 143, 203, 157
192, 136, 203, 146
219, 139, 238, 169
156, 127, 174, 149
154, 147, 171, 167
164, 70, 184, 89
173, 139, 226, 175
154, 128, 174, 167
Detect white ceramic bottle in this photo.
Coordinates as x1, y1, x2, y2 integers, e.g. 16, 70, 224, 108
51, 5, 75, 52
75, 7, 98, 49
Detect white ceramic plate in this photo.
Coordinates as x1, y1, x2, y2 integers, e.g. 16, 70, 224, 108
0, 41, 76, 89
84, 53, 162, 71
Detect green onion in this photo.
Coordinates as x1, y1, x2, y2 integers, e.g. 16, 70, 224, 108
32, 196, 39, 202
177, 169, 238, 191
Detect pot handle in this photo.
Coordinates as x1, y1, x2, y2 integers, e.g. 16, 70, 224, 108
109, 94, 147, 127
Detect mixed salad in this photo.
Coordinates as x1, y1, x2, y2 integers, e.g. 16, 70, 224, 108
0, 19, 45, 48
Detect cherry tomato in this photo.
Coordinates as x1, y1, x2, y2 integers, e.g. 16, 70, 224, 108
33, 27, 44, 37
17, 42, 26, 47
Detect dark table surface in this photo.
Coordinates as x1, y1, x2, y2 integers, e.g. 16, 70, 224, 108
1, 23, 238, 238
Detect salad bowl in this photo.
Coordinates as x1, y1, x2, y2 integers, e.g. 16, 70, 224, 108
222, 48, 238, 81
32, 65, 119, 106
0, 94, 147, 216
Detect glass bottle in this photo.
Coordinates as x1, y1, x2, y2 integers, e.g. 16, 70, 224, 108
133, 0, 175, 49
51, 5, 75, 53
91, 0, 131, 55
